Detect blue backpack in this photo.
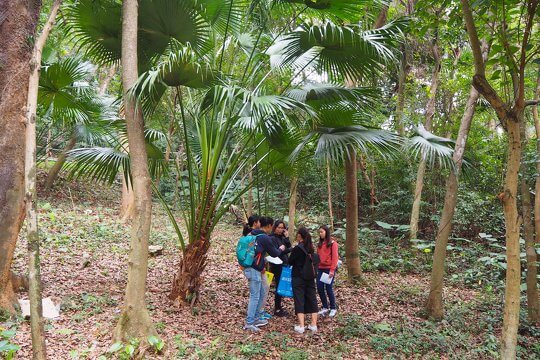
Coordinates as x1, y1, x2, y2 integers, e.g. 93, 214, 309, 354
236, 234, 263, 267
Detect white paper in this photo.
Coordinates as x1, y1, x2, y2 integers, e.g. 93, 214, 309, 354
320, 272, 333, 285
265, 256, 283, 265
19, 297, 60, 319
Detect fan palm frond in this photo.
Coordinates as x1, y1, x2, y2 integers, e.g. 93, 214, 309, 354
406, 124, 455, 168
268, 19, 407, 80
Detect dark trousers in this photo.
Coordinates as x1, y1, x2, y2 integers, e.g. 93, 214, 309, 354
292, 276, 318, 314
270, 264, 283, 310
317, 269, 336, 310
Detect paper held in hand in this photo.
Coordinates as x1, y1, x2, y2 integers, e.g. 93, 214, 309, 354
265, 256, 283, 265
320, 272, 333, 285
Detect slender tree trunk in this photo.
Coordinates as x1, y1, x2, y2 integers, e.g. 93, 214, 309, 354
395, 49, 408, 136
44, 133, 76, 190
326, 160, 334, 232
529, 68, 540, 324
425, 85, 480, 318
98, 65, 116, 95
345, 149, 362, 282
247, 169, 253, 217
288, 176, 298, 237
520, 121, 538, 324
409, 40, 441, 240
114, 0, 156, 341
0, 0, 41, 313
500, 117, 523, 359
120, 176, 135, 222
24, 1, 60, 357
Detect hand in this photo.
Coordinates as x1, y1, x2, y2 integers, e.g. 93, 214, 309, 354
329, 272, 334, 278
279, 245, 286, 251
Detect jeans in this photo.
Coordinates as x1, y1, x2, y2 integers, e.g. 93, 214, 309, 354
317, 269, 336, 310
244, 267, 268, 324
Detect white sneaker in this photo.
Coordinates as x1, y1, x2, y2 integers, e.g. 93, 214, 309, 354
329, 309, 337, 317
307, 325, 317, 332
318, 308, 329, 316
294, 325, 305, 333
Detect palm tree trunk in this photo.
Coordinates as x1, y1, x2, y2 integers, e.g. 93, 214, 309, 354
326, 160, 334, 232
395, 49, 408, 136
24, 2, 61, 358
114, 0, 156, 341
345, 149, 362, 282
288, 176, 298, 237
409, 40, 441, 241
0, 0, 41, 313
425, 84, 480, 318
169, 235, 211, 304
44, 133, 77, 190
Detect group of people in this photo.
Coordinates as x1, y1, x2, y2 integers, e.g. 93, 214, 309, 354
240, 215, 339, 333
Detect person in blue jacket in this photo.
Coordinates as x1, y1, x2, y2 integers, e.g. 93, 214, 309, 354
243, 216, 285, 332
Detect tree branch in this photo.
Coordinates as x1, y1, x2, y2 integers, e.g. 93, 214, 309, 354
460, 0, 485, 76
526, 100, 540, 107
517, 0, 539, 108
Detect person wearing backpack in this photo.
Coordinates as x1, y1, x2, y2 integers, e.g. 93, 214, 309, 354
242, 214, 260, 236
270, 220, 292, 317
288, 227, 319, 333
316, 225, 339, 317
240, 216, 285, 332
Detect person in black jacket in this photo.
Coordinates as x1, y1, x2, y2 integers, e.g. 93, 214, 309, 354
270, 220, 292, 316
242, 214, 260, 236
288, 227, 318, 334
243, 217, 285, 332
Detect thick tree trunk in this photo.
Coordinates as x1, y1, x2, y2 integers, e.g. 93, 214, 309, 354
326, 160, 334, 232
345, 149, 362, 282
288, 176, 298, 237
114, 0, 156, 341
169, 236, 211, 304
409, 41, 441, 240
120, 175, 135, 222
44, 133, 76, 190
0, 0, 41, 313
500, 118, 522, 359
426, 85, 479, 318
24, 1, 61, 357
520, 122, 538, 324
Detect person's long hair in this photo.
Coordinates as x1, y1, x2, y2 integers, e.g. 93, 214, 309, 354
318, 225, 332, 248
297, 227, 314, 254
243, 214, 259, 236
272, 220, 286, 235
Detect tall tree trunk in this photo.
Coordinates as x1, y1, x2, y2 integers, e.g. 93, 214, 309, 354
288, 176, 298, 237
520, 121, 538, 324
345, 149, 362, 282
98, 65, 116, 95
529, 68, 540, 324
409, 40, 441, 240
425, 85, 480, 318
44, 133, 76, 190
247, 169, 253, 217
395, 49, 408, 136
114, 0, 156, 341
0, 0, 41, 313
326, 160, 334, 232
120, 176, 135, 222
24, 1, 60, 357
500, 117, 523, 358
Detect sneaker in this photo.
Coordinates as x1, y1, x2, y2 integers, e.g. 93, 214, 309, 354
307, 325, 317, 332
294, 325, 305, 334
253, 319, 269, 327
274, 309, 289, 317
243, 323, 260, 332
261, 311, 272, 320
318, 308, 329, 316
329, 309, 337, 317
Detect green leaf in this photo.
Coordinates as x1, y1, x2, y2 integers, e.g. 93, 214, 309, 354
375, 221, 394, 230
373, 322, 392, 332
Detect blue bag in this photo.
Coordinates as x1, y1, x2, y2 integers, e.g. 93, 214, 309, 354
276, 266, 293, 298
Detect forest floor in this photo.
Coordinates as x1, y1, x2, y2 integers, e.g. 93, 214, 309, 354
5, 172, 538, 359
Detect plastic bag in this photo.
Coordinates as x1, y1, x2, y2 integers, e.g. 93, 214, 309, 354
276, 266, 293, 298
